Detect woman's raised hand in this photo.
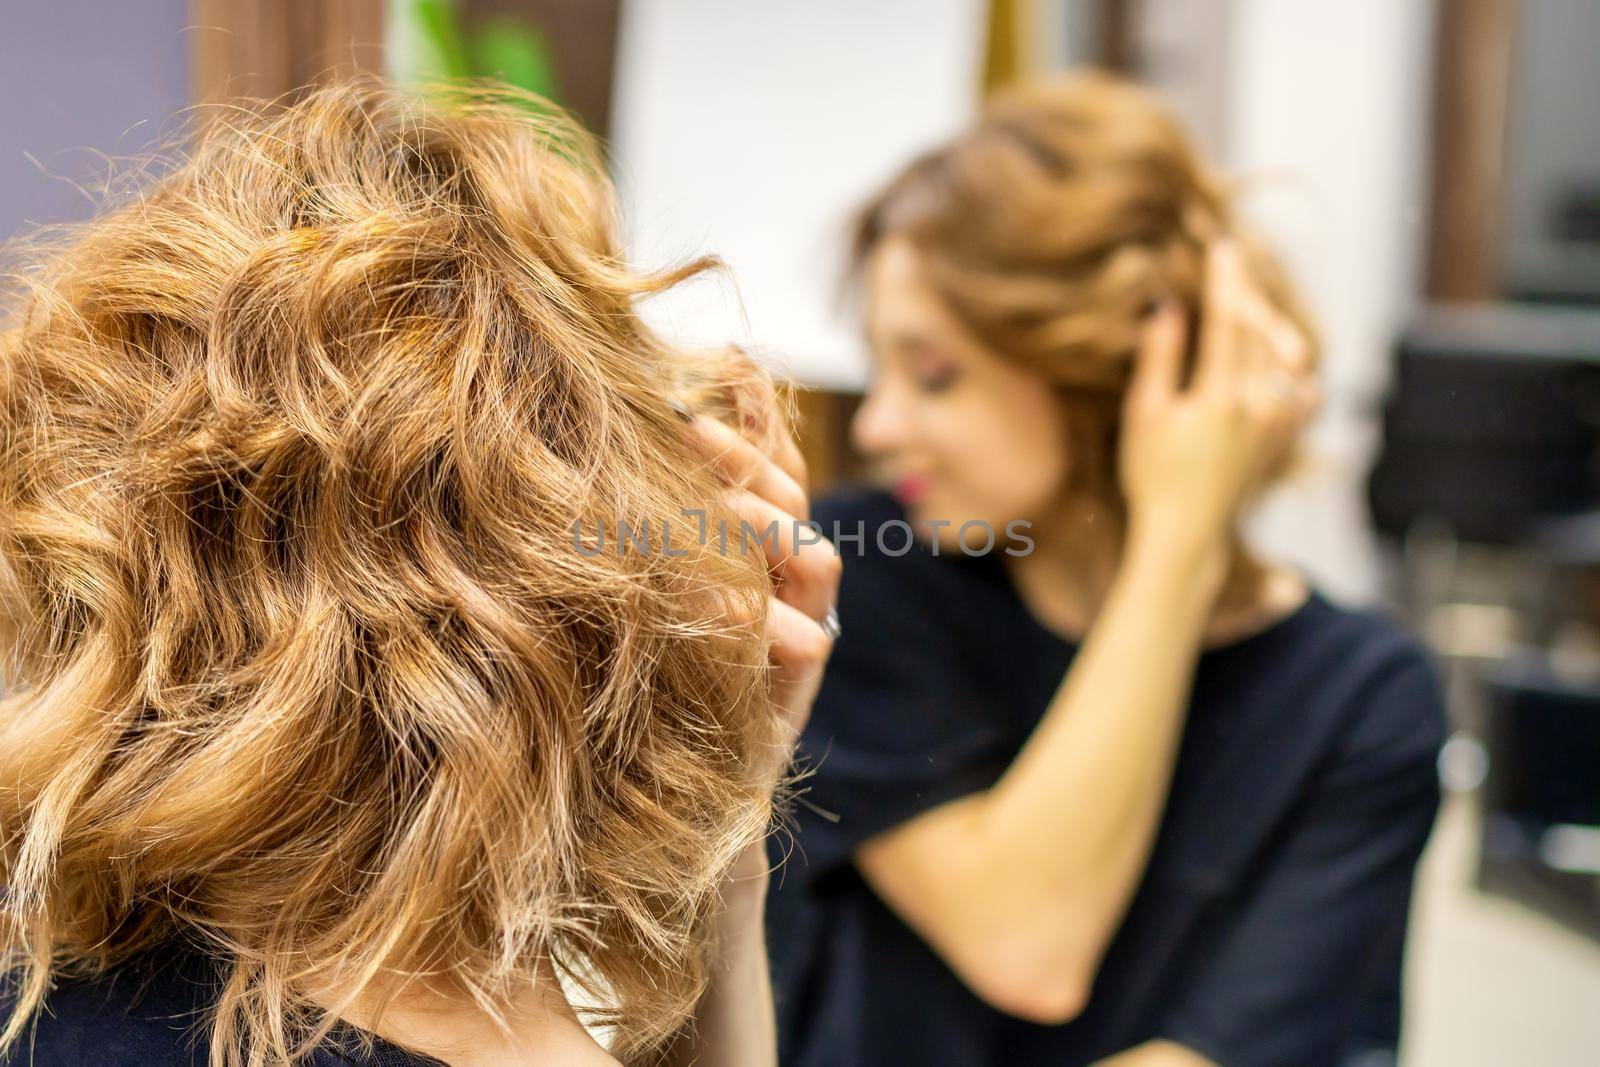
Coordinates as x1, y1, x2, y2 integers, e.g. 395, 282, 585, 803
1117, 240, 1319, 550
683, 407, 842, 777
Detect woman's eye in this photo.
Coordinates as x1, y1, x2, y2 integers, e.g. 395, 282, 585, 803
915, 366, 959, 394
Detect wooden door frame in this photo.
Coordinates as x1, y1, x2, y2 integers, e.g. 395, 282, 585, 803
1425, 0, 1521, 301
191, 0, 386, 104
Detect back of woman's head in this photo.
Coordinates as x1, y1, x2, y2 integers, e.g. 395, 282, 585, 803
855, 70, 1317, 500
0, 78, 782, 1065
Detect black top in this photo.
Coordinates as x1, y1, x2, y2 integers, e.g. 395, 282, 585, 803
766, 487, 1448, 1067
0, 948, 442, 1067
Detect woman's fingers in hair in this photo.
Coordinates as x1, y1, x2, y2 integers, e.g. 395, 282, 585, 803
697, 584, 766, 635
1227, 281, 1318, 429
770, 420, 810, 499
1127, 298, 1188, 411
1192, 239, 1316, 415
723, 485, 842, 627
1194, 238, 1247, 394
686, 414, 810, 523
766, 595, 833, 686
681, 405, 840, 697
762, 595, 835, 758
685, 410, 839, 626
1230, 283, 1309, 375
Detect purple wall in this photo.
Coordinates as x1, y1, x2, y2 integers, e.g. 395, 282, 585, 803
1, 0, 190, 241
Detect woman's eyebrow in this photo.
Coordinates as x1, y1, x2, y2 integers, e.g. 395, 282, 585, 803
884, 331, 954, 360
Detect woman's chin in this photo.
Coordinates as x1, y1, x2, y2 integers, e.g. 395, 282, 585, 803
897, 499, 980, 555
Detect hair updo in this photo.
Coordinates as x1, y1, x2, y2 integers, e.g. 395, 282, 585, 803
853, 70, 1318, 503
1, 78, 785, 1065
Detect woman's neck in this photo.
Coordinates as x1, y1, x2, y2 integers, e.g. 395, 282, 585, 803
306, 956, 617, 1067
1005, 494, 1308, 648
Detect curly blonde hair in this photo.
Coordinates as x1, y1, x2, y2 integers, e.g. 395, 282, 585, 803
0, 78, 786, 1065
854, 70, 1319, 503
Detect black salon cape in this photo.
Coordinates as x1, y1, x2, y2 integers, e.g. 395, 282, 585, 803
0, 949, 444, 1066
765, 487, 1447, 1067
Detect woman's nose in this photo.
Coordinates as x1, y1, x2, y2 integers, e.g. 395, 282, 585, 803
850, 380, 909, 459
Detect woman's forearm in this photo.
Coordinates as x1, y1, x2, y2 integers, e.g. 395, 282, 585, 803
1092, 1039, 1218, 1067
857, 526, 1227, 1016
981, 523, 1227, 922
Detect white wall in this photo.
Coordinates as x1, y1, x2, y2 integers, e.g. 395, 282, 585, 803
1222, 0, 1437, 603
608, 0, 987, 391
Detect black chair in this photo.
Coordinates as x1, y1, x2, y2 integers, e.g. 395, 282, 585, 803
1478, 656, 1600, 939
1368, 303, 1600, 545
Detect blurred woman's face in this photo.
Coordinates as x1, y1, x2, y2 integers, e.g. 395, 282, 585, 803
852, 237, 1072, 550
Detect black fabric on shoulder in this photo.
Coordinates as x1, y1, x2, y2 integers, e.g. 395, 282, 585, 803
0, 951, 217, 1067
1151, 645, 1448, 1067
0, 947, 445, 1067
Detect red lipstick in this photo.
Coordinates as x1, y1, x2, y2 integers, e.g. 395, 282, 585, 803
892, 474, 932, 506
